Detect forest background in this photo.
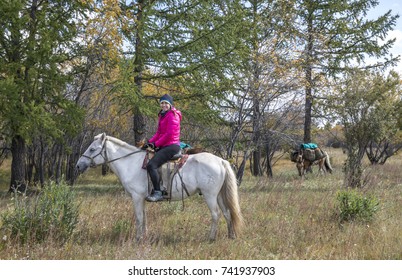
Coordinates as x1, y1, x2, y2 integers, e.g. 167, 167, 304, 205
1, 0, 402, 193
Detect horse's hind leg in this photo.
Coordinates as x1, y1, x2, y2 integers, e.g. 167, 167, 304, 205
204, 195, 221, 241
318, 160, 326, 174
218, 194, 235, 239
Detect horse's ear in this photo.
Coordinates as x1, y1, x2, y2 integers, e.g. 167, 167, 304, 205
94, 133, 105, 141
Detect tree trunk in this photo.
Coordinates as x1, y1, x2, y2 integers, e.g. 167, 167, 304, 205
26, 146, 35, 185
345, 146, 366, 188
133, 107, 146, 143
251, 82, 262, 176
132, 0, 146, 144
66, 153, 78, 186
9, 135, 27, 192
236, 150, 249, 186
304, 83, 312, 143
38, 139, 45, 187
56, 144, 63, 184
303, 11, 314, 144
266, 144, 273, 178
252, 150, 262, 176
66, 137, 82, 185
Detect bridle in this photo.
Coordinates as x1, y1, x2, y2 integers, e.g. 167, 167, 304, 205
80, 137, 143, 167
80, 136, 108, 167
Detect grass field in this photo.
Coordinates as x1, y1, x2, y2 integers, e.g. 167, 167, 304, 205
0, 148, 401, 260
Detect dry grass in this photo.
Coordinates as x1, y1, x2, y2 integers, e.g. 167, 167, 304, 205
0, 148, 401, 260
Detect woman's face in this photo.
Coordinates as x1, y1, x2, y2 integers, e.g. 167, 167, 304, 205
160, 101, 171, 111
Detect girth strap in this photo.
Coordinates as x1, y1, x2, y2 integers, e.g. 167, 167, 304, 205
166, 154, 190, 200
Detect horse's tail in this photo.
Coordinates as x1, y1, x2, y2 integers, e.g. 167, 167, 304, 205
221, 160, 244, 237
324, 151, 333, 173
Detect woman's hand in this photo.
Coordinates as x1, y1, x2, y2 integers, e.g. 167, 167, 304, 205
141, 142, 155, 150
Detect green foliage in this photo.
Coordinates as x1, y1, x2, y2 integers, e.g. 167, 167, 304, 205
329, 70, 401, 187
336, 190, 379, 223
295, 0, 399, 75
118, 0, 246, 120
0, 0, 88, 141
0, 0, 89, 188
1, 182, 79, 244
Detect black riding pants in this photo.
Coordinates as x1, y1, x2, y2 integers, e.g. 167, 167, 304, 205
146, 144, 181, 191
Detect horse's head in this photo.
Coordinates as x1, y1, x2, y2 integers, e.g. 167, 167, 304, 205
76, 133, 107, 173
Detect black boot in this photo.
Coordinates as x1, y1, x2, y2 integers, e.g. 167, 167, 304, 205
146, 166, 163, 202
146, 190, 163, 202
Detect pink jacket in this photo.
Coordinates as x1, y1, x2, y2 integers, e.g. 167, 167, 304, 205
149, 107, 182, 148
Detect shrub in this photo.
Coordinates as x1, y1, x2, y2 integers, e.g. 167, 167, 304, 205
1, 182, 79, 244
336, 190, 379, 223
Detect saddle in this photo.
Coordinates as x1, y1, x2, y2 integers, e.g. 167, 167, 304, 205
142, 150, 189, 200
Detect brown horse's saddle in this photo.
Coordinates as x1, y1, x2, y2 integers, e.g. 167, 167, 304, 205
291, 148, 325, 163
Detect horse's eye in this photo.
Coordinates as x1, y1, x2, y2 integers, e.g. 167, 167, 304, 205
89, 148, 95, 152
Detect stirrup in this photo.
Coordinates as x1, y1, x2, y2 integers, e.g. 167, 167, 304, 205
146, 191, 163, 202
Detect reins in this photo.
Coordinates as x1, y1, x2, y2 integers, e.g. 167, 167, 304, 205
106, 150, 143, 164
81, 138, 143, 167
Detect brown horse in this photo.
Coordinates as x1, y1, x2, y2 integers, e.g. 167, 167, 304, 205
293, 149, 333, 177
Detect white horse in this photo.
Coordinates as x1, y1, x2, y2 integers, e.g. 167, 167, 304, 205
76, 133, 243, 242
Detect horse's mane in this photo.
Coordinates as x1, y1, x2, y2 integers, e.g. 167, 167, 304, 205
95, 134, 138, 151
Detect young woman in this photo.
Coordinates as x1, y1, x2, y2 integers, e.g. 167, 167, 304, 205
142, 94, 182, 202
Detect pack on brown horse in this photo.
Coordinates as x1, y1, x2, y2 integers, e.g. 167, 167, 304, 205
291, 149, 333, 177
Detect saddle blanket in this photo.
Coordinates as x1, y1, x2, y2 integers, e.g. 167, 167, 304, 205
300, 143, 318, 150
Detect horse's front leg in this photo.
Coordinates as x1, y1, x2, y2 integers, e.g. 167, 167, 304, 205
297, 162, 305, 177
132, 196, 147, 242
298, 167, 303, 177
